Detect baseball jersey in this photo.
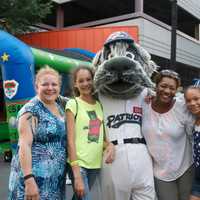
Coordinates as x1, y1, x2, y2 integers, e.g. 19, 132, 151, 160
99, 88, 147, 143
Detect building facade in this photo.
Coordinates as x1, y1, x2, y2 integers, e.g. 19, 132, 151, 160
38, 0, 200, 85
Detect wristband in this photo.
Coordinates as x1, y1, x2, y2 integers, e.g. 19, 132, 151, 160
24, 174, 35, 181
70, 160, 79, 167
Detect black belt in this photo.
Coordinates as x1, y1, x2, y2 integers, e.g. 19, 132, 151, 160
111, 137, 146, 145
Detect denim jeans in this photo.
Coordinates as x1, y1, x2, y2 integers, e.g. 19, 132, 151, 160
69, 167, 100, 200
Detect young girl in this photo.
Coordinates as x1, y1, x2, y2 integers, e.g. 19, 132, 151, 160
184, 83, 200, 200
65, 66, 114, 200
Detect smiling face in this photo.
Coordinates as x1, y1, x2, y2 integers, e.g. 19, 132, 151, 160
36, 73, 60, 104
185, 87, 200, 116
156, 77, 178, 104
74, 69, 93, 97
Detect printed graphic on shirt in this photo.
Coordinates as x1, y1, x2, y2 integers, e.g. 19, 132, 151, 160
106, 106, 142, 128
133, 106, 142, 114
87, 111, 101, 143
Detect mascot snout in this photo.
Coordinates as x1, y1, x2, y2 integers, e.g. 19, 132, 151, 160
95, 56, 147, 98
104, 56, 135, 73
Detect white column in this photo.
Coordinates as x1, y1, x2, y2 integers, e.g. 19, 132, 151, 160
135, 0, 144, 13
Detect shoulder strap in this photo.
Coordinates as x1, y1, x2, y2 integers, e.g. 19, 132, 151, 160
99, 101, 103, 111
98, 101, 106, 140
74, 97, 78, 120
56, 95, 69, 110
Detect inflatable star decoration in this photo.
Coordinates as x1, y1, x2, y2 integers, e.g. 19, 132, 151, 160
1, 53, 10, 62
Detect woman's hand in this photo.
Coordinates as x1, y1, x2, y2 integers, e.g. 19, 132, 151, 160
104, 142, 115, 164
144, 95, 153, 104
74, 176, 85, 198
144, 89, 155, 104
25, 177, 40, 200
66, 110, 85, 197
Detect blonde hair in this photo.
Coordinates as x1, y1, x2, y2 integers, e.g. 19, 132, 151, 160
35, 65, 62, 86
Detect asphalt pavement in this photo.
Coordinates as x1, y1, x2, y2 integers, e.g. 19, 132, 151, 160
0, 156, 10, 199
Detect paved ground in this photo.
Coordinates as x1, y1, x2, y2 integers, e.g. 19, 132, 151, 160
0, 156, 10, 199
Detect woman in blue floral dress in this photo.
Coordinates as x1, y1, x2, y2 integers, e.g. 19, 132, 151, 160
8, 66, 67, 200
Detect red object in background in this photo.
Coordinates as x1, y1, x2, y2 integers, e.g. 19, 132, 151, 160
19, 26, 139, 52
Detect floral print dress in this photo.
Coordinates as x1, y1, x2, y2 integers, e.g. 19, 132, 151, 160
8, 97, 67, 200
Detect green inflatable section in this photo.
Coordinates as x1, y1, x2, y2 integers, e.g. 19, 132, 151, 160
0, 122, 11, 161
0, 122, 9, 141
0, 47, 92, 161
31, 48, 93, 72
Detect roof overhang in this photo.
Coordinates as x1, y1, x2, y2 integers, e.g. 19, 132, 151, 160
51, 0, 74, 4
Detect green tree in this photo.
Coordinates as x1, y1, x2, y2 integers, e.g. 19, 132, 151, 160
0, 0, 52, 34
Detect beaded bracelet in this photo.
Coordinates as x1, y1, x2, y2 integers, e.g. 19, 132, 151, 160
70, 160, 79, 167
24, 174, 35, 181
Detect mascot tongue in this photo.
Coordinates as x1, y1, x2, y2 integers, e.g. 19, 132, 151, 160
93, 31, 158, 99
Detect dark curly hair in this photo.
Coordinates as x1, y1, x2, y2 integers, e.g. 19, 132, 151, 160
184, 85, 200, 96
154, 69, 181, 88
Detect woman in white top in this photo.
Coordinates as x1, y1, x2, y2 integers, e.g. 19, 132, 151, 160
142, 70, 194, 200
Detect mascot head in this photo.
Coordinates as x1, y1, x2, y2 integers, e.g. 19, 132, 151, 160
93, 31, 158, 99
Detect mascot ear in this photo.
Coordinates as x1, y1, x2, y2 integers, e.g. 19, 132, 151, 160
93, 50, 103, 68
93, 46, 110, 68
148, 60, 159, 76
134, 43, 159, 77
134, 43, 151, 62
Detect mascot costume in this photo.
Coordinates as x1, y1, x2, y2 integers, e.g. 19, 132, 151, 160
93, 31, 158, 200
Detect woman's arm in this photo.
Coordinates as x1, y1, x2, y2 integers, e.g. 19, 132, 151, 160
18, 112, 39, 200
66, 110, 85, 198
100, 102, 115, 164
103, 134, 115, 164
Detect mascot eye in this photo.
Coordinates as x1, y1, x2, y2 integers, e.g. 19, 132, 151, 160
108, 53, 114, 60
125, 52, 135, 60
